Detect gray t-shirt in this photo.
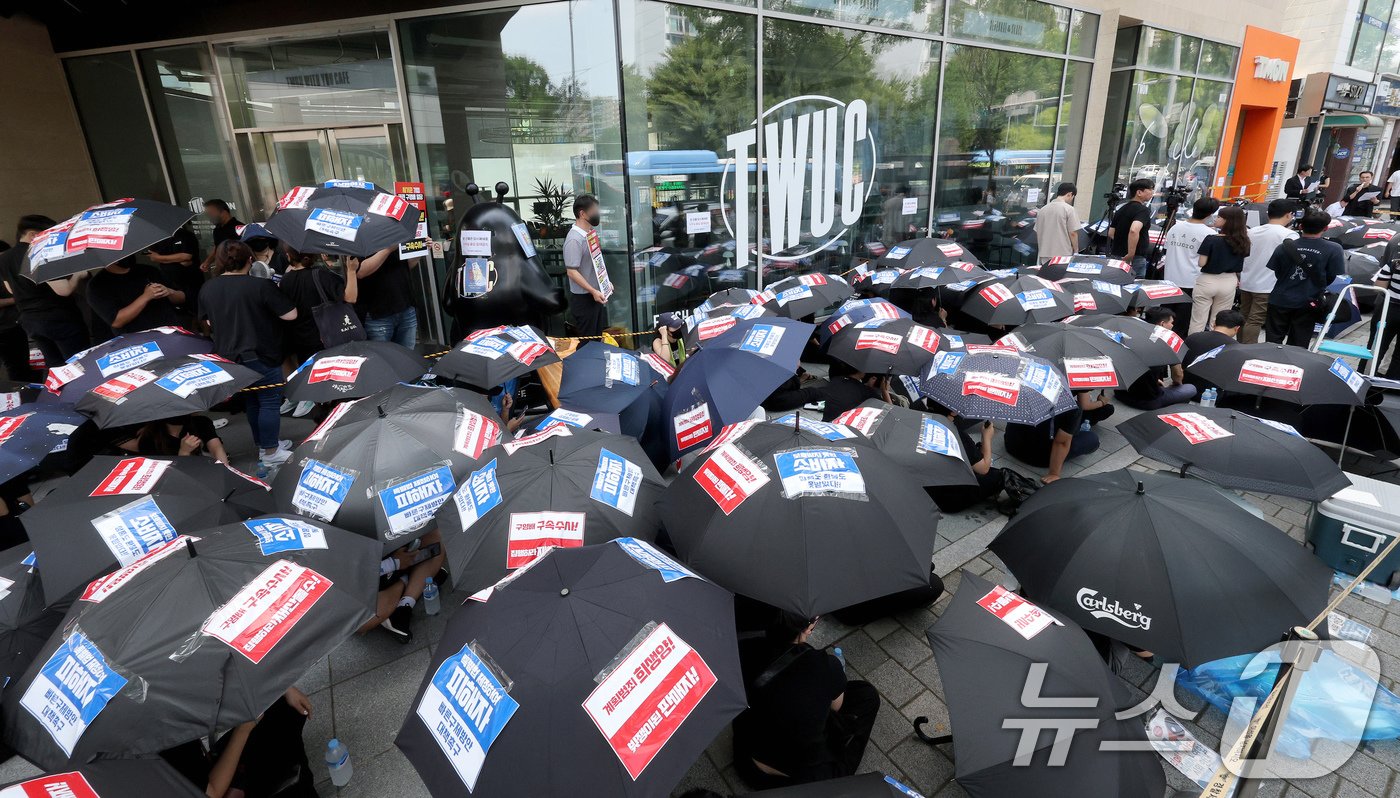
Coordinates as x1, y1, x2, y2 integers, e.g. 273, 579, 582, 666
563, 224, 598, 295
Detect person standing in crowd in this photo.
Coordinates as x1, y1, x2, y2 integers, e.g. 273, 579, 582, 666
1183, 309, 1242, 395
733, 611, 879, 789
1371, 241, 1400, 379
1033, 182, 1080, 262
1238, 199, 1298, 343
86, 254, 184, 335
1119, 307, 1198, 409
1284, 165, 1325, 209
354, 246, 417, 349
198, 241, 297, 469
0, 255, 31, 381
146, 223, 201, 323
1107, 179, 1155, 278
1343, 171, 1381, 218
882, 184, 908, 246
279, 246, 359, 418
1385, 163, 1400, 215
1162, 197, 1219, 330
1265, 208, 1345, 347
1190, 206, 1249, 334
0, 214, 90, 367
563, 194, 610, 337
198, 199, 242, 273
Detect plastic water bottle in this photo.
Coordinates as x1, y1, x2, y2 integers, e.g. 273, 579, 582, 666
833, 647, 846, 672
1201, 387, 1218, 408
423, 579, 441, 616
325, 739, 352, 787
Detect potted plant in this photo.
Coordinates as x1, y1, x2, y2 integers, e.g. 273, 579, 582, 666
530, 177, 573, 241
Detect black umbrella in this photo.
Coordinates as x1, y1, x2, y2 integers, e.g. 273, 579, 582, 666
1065, 313, 1184, 367
45, 327, 213, 400
0, 547, 70, 691
680, 304, 775, 350
534, 406, 622, 434
999, 323, 1152, 392
1055, 277, 1132, 315
756, 273, 853, 319
435, 426, 665, 594
272, 383, 501, 554
1117, 404, 1351, 500
659, 421, 939, 617
3, 517, 378, 769
1325, 220, 1400, 249
1185, 342, 1368, 406
745, 772, 928, 796
825, 317, 955, 375
0, 405, 85, 484
989, 470, 1332, 666
558, 342, 659, 413
1025, 254, 1137, 285
26, 199, 195, 282
1126, 280, 1191, 309
876, 237, 982, 270
954, 274, 1075, 326
697, 287, 761, 312
924, 572, 1166, 797
891, 261, 989, 291
830, 399, 977, 487
73, 355, 260, 428
284, 340, 427, 402
26, 455, 274, 604
0, 760, 204, 798
262, 180, 422, 258
431, 324, 560, 391
396, 540, 745, 798
816, 298, 911, 345
852, 267, 904, 299
919, 350, 1074, 425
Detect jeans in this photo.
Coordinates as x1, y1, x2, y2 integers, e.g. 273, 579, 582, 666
1130, 256, 1148, 279
1119, 382, 1198, 411
364, 306, 417, 349
242, 359, 284, 451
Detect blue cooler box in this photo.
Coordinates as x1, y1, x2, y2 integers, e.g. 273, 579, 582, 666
1306, 474, 1400, 589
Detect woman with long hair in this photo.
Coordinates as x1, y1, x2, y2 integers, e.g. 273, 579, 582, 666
1190, 205, 1250, 334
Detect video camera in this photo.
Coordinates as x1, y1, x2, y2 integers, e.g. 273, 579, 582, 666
1162, 184, 1192, 205
1103, 182, 1127, 201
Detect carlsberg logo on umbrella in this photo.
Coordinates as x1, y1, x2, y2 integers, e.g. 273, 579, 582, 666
1075, 588, 1152, 630
722, 96, 876, 268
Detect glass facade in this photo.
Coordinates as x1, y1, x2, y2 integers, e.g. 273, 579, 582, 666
60, 0, 1105, 335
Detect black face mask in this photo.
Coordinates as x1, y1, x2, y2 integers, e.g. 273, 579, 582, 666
587, 213, 601, 227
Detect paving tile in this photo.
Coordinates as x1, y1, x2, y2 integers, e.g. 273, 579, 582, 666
899, 690, 951, 738
673, 747, 730, 797
932, 781, 969, 798
858, 745, 905, 781
296, 654, 331, 695
0, 756, 40, 785
331, 647, 429, 764
870, 699, 916, 753
302, 687, 334, 785
886, 737, 955, 795
878, 626, 933, 670
336, 745, 430, 798
863, 615, 901, 642
1336, 752, 1393, 797
911, 657, 944, 694
866, 659, 925, 708
329, 623, 429, 686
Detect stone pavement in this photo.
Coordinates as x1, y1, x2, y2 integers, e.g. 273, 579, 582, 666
5, 360, 1400, 797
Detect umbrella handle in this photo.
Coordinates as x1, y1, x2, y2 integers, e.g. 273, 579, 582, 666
1178, 462, 1191, 479
912, 716, 952, 746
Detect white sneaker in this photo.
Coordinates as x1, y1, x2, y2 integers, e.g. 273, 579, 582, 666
277, 439, 294, 451
279, 399, 293, 415
260, 448, 292, 467
293, 401, 316, 418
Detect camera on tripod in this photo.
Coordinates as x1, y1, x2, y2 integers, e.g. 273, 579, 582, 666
1103, 182, 1127, 201
1162, 185, 1191, 205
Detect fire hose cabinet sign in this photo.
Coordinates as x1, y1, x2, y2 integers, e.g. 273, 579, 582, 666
1307, 473, 1400, 589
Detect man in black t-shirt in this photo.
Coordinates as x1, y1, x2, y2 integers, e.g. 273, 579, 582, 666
0, 214, 90, 368
147, 224, 201, 322
762, 359, 886, 421
87, 257, 183, 335
1182, 309, 1241, 395
355, 247, 417, 348
199, 199, 242, 274
1107, 179, 1156, 278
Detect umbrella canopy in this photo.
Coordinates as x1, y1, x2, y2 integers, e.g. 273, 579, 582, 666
816, 298, 911, 345
755, 273, 853, 319
0, 548, 70, 691
825, 317, 958, 375
396, 540, 745, 798
1, 760, 204, 798
0, 405, 85, 484
284, 340, 427, 403
1065, 314, 1184, 367
533, 406, 622, 434
272, 383, 502, 554
73, 355, 260, 428
1025, 254, 1137, 285
989, 470, 1332, 666
831, 400, 977, 487
1117, 404, 1351, 500
435, 426, 665, 594
3, 518, 377, 769
1055, 278, 1132, 315
927, 572, 1166, 797
262, 180, 422, 258
852, 267, 904, 299
680, 304, 775, 350
663, 317, 813, 459
431, 324, 560, 391
559, 342, 663, 414
891, 262, 989, 291
1186, 342, 1369, 406
26, 455, 274, 604
26, 199, 194, 283
44, 327, 213, 400
697, 287, 761, 313
954, 274, 1075, 326
999, 323, 1152, 392
1125, 280, 1191, 309
876, 237, 982, 270
1325, 220, 1400, 248
659, 420, 939, 617
744, 772, 928, 796
919, 350, 1074, 425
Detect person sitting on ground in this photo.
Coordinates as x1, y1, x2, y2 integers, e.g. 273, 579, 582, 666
1004, 390, 1110, 484
162, 687, 317, 798
652, 312, 688, 368
1182, 309, 1242, 397
363, 529, 446, 644
763, 359, 889, 421
733, 611, 880, 789
115, 414, 229, 463
1118, 307, 1198, 410
925, 414, 1004, 512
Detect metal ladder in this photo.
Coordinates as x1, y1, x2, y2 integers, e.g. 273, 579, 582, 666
1312, 284, 1390, 376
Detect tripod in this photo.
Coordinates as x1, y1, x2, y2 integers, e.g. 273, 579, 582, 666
1089, 193, 1122, 255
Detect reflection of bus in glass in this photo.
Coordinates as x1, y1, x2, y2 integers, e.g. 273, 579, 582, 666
941, 149, 1063, 210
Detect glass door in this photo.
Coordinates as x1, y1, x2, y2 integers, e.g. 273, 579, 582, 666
328, 128, 397, 188
269, 130, 332, 192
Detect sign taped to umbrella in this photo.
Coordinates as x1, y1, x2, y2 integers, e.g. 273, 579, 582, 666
155, 361, 233, 399
378, 464, 456, 541
90, 457, 171, 497
453, 408, 503, 461
95, 341, 164, 376
80, 536, 196, 604
774, 448, 868, 501
976, 584, 1061, 640
199, 559, 334, 664
19, 630, 133, 756
506, 511, 585, 568
243, 517, 329, 556
614, 537, 703, 583
1159, 412, 1235, 444
90, 496, 179, 565
591, 449, 643, 516
694, 443, 770, 515
92, 369, 157, 403
291, 459, 358, 522
453, 459, 504, 532
415, 641, 520, 790
583, 621, 718, 780
0, 772, 102, 798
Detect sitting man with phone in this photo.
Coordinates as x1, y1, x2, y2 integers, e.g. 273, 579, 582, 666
364, 530, 445, 644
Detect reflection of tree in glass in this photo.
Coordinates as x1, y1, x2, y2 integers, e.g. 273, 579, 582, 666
503, 54, 591, 143
644, 10, 755, 153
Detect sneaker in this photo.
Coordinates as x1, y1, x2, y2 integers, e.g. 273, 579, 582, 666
279, 399, 293, 415
260, 447, 292, 467
382, 606, 413, 643
277, 439, 294, 451
212, 417, 230, 430
293, 401, 316, 418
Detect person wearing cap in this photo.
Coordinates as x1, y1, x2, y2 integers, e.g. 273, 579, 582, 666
653, 312, 687, 368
